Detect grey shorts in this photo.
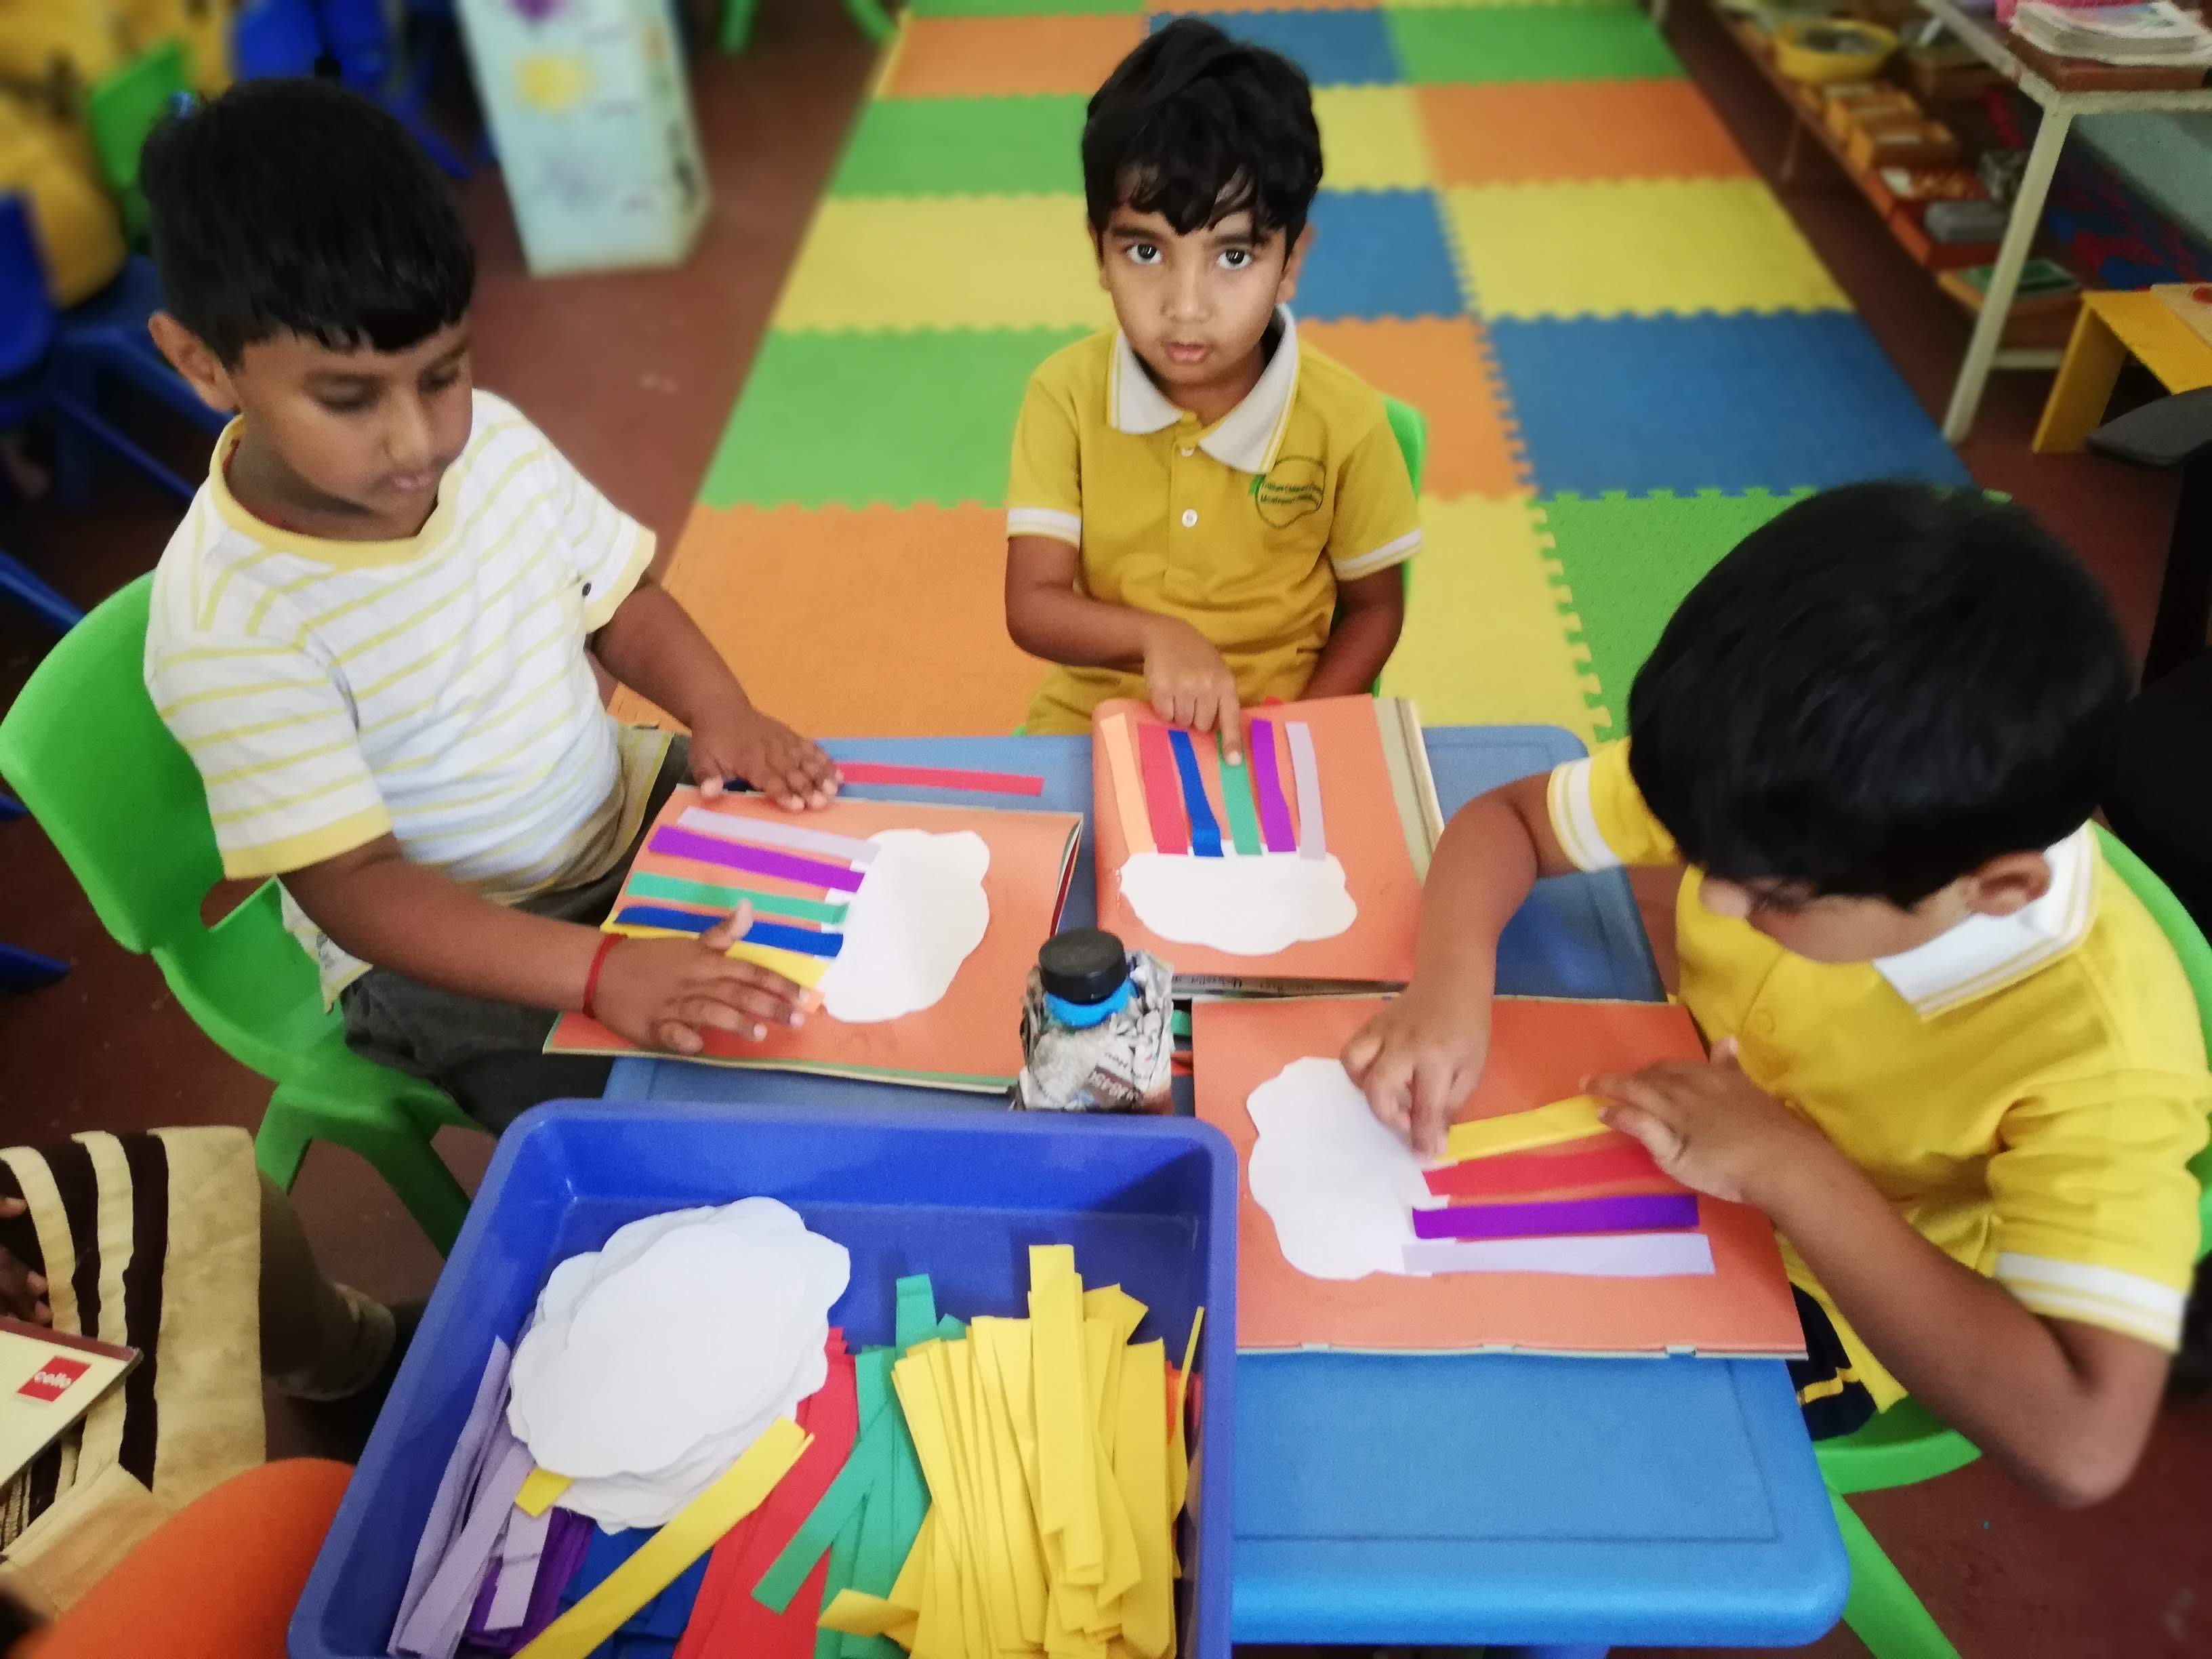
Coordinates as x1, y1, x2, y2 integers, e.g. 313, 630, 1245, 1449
340, 737, 689, 1132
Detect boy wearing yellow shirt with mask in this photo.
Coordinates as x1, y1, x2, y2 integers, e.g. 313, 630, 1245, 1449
1349, 485, 2208, 1504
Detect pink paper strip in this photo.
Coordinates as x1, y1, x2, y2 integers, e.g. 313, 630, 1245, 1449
1402, 1233, 1717, 1279
1411, 1192, 1700, 1242
1248, 718, 1297, 854
676, 806, 879, 865
650, 827, 865, 892
1424, 1139, 1664, 1200
1287, 721, 1326, 861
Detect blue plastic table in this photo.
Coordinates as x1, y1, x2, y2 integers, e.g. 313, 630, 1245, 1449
607, 726, 1847, 1655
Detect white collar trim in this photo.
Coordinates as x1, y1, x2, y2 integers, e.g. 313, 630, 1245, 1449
1108, 306, 1301, 474
1872, 824, 2097, 1018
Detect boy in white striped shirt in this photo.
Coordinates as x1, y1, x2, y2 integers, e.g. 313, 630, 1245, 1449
140, 81, 835, 1128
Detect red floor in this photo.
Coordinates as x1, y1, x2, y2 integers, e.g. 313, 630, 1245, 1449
1, 0, 2207, 1650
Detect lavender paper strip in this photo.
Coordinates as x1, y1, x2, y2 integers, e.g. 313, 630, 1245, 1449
467, 1511, 592, 1654
478, 1506, 553, 1633
1410, 1192, 1701, 1242
392, 1431, 535, 1659
391, 1339, 512, 1653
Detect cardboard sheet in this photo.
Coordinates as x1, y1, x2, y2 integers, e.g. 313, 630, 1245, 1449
548, 787, 1082, 1089
1192, 996, 1804, 1357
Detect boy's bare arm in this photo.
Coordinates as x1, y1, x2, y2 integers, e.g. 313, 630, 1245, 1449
1301, 567, 1405, 699
1345, 773, 1579, 1152
285, 838, 810, 1053
1005, 535, 1244, 755
590, 578, 836, 809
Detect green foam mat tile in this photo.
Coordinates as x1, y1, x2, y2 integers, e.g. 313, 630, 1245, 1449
1385, 5, 1683, 83
832, 96, 1088, 198
700, 327, 1088, 509
1539, 489, 1808, 730
908, 0, 1140, 15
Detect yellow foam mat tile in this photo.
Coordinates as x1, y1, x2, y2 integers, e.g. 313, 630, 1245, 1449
773, 195, 1114, 333
1310, 87, 1434, 191
1441, 178, 1849, 320
1380, 493, 1606, 744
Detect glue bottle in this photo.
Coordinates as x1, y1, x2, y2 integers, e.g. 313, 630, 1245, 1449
1014, 930, 1174, 1114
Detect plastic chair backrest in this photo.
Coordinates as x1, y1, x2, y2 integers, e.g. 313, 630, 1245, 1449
0, 194, 58, 382
230, 0, 325, 81
85, 41, 190, 198
1384, 394, 1427, 497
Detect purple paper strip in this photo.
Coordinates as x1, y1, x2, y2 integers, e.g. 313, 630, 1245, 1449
480, 1506, 553, 1633
650, 826, 865, 892
1248, 718, 1297, 854
1410, 1192, 1702, 1242
468, 1511, 592, 1654
391, 1339, 512, 1653
392, 1431, 535, 1659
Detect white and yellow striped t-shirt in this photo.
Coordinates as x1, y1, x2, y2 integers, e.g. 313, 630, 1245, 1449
146, 390, 668, 1000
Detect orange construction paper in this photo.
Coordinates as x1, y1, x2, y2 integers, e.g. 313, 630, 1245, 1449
1416, 81, 1754, 186
1091, 695, 1429, 983
1191, 996, 1803, 1357
882, 15, 1145, 98
548, 786, 1082, 1089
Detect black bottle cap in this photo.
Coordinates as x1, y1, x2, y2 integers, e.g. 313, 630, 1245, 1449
1038, 928, 1129, 1005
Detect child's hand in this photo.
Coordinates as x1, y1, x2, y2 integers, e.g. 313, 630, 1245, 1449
1589, 1041, 1835, 1209
1342, 987, 1491, 1158
0, 1202, 49, 1326
590, 909, 813, 1056
1142, 617, 1243, 760
689, 700, 839, 811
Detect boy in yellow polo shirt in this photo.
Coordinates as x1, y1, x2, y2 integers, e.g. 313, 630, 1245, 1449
1003, 20, 1420, 753
1349, 484, 2208, 1504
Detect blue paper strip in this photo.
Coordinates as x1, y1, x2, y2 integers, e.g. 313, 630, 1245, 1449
613, 907, 844, 958
1168, 729, 1223, 858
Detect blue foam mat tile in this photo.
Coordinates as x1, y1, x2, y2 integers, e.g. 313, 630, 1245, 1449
1149, 8, 1401, 85
1487, 312, 1971, 497
1298, 190, 1466, 321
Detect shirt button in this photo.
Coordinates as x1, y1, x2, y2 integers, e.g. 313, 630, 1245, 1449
1179, 447, 1194, 457
1181, 509, 1198, 528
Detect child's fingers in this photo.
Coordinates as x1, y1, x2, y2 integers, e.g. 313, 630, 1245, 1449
1599, 1103, 1684, 1170
1218, 691, 1244, 761
653, 1019, 708, 1056
1340, 1027, 1383, 1082
698, 905, 754, 952
677, 998, 772, 1042
1409, 1059, 1462, 1158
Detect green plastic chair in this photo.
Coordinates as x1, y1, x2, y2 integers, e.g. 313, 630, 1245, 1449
1384, 393, 1427, 497
0, 575, 482, 1252
85, 40, 191, 245
1816, 822, 2212, 1658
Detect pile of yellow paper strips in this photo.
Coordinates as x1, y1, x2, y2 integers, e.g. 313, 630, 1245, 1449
819, 1244, 1201, 1659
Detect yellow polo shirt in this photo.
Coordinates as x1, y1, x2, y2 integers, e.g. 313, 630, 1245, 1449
1006, 309, 1420, 735
1549, 740, 2209, 1408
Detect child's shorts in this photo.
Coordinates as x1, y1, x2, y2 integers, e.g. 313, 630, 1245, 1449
340, 737, 692, 1132
1790, 1286, 1877, 1440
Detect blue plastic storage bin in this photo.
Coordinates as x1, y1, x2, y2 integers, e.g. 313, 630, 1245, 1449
290, 1100, 1240, 1659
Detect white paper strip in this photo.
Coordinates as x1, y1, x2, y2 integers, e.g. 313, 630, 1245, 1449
678, 806, 878, 865
1287, 722, 1326, 862
1401, 1232, 1717, 1279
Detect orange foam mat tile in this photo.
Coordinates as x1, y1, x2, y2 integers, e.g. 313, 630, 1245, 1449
882, 14, 1147, 98
1418, 79, 1753, 186
1300, 316, 1532, 497
610, 504, 1046, 739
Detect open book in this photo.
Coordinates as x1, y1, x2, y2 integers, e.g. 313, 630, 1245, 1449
548, 787, 1083, 1090
1089, 695, 1441, 992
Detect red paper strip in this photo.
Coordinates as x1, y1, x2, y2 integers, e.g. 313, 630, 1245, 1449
836, 761, 1044, 796
1137, 723, 1189, 855
1423, 1137, 1666, 1200
676, 1334, 860, 1659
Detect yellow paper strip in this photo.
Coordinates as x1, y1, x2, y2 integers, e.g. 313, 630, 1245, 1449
819, 1588, 919, 1642
970, 1319, 1048, 1647
1029, 1246, 1102, 1580
1443, 1094, 1610, 1162
516, 1419, 810, 1659
600, 925, 831, 989
1111, 1342, 1173, 1659
1101, 714, 1155, 858
514, 1468, 572, 1518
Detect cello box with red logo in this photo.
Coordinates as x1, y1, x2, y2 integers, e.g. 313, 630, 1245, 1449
0, 1319, 137, 1485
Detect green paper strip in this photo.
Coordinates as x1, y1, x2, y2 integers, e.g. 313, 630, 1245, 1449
815, 1507, 864, 1659
935, 1315, 966, 1340
623, 871, 851, 924
1171, 1009, 1192, 1039
1217, 733, 1264, 856
841, 1431, 903, 1659
894, 1275, 937, 1353
886, 1400, 927, 1580
752, 1413, 893, 1613
855, 1349, 891, 1430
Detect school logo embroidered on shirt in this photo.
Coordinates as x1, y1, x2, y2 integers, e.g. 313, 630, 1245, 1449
18, 1357, 88, 1403
1254, 457, 1325, 528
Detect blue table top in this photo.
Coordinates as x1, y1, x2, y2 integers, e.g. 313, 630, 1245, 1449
606, 726, 1846, 1650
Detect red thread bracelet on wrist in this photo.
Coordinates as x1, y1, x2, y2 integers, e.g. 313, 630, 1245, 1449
581, 934, 621, 1021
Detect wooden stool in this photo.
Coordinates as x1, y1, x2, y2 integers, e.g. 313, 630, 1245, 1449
2034, 289, 2212, 454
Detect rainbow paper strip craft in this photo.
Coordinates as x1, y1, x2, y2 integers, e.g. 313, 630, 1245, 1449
1168, 730, 1223, 858
836, 762, 1045, 796
1216, 733, 1263, 857
651, 826, 866, 892
676, 806, 880, 865
1099, 716, 1153, 858
1137, 724, 1188, 856
624, 872, 850, 926
1402, 1233, 1717, 1279
1286, 722, 1326, 861
1424, 1138, 1665, 1200
1247, 718, 1297, 854
1443, 1095, 1610, 1162
1410, 1192, 1700, 1242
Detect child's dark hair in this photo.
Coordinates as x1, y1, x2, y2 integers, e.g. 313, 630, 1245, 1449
1627, 483, 2132, 907
1082, 19, 1323, 248
142, 79, 474, 365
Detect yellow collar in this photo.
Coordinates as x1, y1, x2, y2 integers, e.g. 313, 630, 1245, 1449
1871, 825, 2098, 1018
1107, 306, 1301, 475
209, 418, 457, 567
